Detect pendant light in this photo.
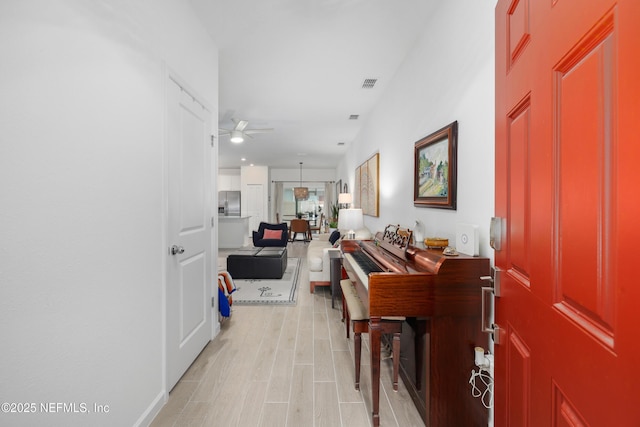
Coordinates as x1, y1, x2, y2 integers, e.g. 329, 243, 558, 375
294, 162, 309, 200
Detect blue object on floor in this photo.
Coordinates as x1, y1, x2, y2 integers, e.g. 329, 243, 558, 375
218, 287, 231, 317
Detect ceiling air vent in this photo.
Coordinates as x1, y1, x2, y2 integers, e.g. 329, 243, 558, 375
349, 115, 359, 120
362, 78, 378, 89
337, 142, 346, 146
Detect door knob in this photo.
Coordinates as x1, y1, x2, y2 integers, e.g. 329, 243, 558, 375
170, 245, 185, 255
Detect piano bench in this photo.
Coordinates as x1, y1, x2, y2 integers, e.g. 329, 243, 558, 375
339, 279, 404, 392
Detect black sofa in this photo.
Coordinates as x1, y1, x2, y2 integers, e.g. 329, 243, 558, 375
252, 222, 289, 247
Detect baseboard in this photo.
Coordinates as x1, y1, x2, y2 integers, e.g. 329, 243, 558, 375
135, 390, 166, 427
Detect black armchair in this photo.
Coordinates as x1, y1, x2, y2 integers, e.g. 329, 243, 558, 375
252, 222, 289, 247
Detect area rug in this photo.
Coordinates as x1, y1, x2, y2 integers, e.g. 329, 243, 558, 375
231, 258, 300, 305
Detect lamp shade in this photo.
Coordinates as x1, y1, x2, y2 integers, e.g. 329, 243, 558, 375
294, 161, 308, 200
294, 187, 309, 200
338, 193, 352, 205
338, 208, 363, 239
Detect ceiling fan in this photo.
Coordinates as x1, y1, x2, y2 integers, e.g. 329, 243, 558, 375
219, 119, 273, 143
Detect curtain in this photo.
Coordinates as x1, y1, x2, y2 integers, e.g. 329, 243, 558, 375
273, 182, 284, 223
324, 181, 334, 221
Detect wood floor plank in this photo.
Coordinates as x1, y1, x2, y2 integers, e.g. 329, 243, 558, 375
180, 339, 224, 382
190, 346, 240, 403
174, 401, 212, 427
149, 379, 198, 427
313, 311, 330, 340
333, 349, 363, 403
313, 338, 335, 382
249, 309, 286, 382
259, 402, 288, 427
327, 306, 349, 352
314, 381, 341, 427
236, 380, 268, 427
340, 402, 371, 427
294, 323, 314, 365
266, 349, 295, 402
287, 364, 314, 427
277, 306, 299, 351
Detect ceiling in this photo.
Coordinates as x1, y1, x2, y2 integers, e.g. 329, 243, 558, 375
189, 0, 438, 169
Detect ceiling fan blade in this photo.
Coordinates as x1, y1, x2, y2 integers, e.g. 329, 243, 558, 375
218, 128, 232, 136
244, 128, 274, 135
234, 120, 250, 132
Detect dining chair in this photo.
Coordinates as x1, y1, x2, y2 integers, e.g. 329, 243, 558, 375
289, 219, 311, 242
309, 213, 324, 235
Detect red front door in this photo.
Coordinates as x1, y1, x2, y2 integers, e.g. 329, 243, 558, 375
495, 0, 640, 425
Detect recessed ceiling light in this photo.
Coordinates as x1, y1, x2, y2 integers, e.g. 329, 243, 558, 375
241, 158, 246, 161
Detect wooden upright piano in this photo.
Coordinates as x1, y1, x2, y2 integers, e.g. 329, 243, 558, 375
340, 225, 490, 427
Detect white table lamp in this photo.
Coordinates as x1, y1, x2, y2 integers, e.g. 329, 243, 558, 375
338, 192, 352, 208
338, 208, 364, 240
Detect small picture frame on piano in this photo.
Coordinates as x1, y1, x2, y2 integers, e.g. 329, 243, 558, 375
414, 121, 458, 210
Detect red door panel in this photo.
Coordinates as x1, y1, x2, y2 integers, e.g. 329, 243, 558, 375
495, 0, 640, 425
555, 21, 616, 347
507, 99, 531, 284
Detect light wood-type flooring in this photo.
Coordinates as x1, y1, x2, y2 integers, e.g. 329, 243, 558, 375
150, 241, 424, 427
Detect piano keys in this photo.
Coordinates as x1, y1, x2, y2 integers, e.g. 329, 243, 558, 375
341, 225, 490, 427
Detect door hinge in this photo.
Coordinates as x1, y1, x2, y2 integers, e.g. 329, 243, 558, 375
212, 296, 215, 307
211, 217, 214, 227
210, 135, 215, 147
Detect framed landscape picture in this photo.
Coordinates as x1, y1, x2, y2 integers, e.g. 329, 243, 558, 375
414, 121, 458, 209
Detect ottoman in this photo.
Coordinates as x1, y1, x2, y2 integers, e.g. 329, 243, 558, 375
227, 247, 288, 279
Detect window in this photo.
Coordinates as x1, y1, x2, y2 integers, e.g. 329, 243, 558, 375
282, 183, 325, 220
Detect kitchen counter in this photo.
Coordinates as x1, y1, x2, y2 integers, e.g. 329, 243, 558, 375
218, 216, 250, 248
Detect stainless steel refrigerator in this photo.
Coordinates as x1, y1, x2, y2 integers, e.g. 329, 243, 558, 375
218, 191, 241, 216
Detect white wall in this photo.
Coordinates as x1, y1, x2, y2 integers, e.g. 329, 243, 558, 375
270, 167, 337, 183
0, 1, 217, 426
338, 0, 495, 259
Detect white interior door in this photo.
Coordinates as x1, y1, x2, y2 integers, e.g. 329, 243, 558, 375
245, 184, 264, 233
166, 77, 212, 390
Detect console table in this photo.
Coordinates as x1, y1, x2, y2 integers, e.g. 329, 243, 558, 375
329, 250, 342, 309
